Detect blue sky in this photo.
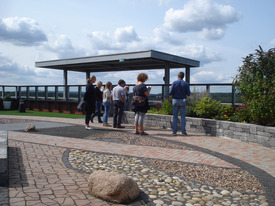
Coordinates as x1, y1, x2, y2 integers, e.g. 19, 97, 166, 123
0, 0, 274, 86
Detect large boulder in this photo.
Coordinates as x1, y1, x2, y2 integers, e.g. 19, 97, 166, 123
88, 171, 140, 203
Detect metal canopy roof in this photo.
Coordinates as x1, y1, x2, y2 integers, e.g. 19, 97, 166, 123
35, 50, 200, 73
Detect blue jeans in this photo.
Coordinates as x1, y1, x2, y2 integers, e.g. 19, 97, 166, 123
172, 99, 186, 134
103, 101, 111, 124
91, 100, 102, 122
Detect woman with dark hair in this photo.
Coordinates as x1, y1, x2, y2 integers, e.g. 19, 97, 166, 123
102, 81, 112, 126
132, 73, 151, 135
84, 76, 96, 130
91, 81, 103, 123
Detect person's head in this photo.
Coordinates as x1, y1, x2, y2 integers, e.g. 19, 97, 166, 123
178, 72, 185, 80
137, 73, 148, 82
87, 75, 96, 83
118, 79, 126, 87
96, 81, 103, 88
104, 81, 112, 90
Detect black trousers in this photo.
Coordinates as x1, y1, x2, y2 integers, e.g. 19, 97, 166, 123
85, 102, 94, 125
113, 100, 124, 127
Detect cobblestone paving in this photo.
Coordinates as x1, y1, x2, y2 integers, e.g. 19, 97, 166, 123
1, 116, 274, 205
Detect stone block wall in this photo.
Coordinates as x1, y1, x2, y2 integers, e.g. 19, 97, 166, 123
124, 111, 275, 148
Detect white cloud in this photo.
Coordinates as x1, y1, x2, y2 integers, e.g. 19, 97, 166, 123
174, 44, 222, 65
0, 17, 47, 46
191, 71, 233, 83
163, 0, 241, 40
43, 34, 86, 59
271, 38, 275, 46
114, 26, 140, 43
153, 27, 185, 45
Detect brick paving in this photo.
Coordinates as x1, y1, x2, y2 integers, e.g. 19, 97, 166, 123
1, 115, 275, 205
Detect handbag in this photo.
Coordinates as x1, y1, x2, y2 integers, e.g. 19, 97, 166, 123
132, 95, 146, 107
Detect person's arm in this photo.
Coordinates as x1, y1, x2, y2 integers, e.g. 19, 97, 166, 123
169, 83, 174, 96
122, 95, 126, 105
186, 83, 191, 96
144, 86, 151, 96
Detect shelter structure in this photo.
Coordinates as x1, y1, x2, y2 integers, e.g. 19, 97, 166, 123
35, 50, 200, 87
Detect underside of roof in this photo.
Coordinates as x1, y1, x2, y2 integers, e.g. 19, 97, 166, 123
35, 50, 200, 73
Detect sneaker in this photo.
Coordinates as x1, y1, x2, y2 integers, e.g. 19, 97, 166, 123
172, 133, 177, 136
117, 125, 125, 128
85, 126, 92, 130
182, 133, 187, 136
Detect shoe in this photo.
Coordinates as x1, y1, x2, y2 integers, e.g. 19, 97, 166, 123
117, 125, 125, 128
113, 125, 117, 128
90, 119, 93, 123
134, 131, 140, 135
98, 120, 103, 123
182, 133, 187, 136
140, 132, 148, 135
103, 123, 107, 126
85, 126, 92, 130
172, 133, 177, 136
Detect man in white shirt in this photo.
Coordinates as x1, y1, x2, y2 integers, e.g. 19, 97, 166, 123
111, 79, 126, 128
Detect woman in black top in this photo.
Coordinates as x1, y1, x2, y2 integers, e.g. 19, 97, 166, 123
132, 73, 151, 135
84, 76, 96, 130
91, 81, 103, 123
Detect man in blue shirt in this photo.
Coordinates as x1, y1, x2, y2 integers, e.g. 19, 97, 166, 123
169, 72, 191, 136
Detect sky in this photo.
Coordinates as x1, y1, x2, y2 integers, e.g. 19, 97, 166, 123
0, 0, 275, 86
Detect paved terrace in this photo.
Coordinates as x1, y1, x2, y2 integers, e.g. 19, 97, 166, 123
0, 115, 275, 206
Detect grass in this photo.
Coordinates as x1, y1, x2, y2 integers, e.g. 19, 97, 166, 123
0, 110, 85, 119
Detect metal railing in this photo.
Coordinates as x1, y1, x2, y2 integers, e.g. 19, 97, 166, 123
0, 83, 240, 109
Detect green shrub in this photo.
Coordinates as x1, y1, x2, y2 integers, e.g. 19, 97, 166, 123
193, 96, 222, 118
159, 97, 173, 115
233, 46, 275, 126
234, 103, 251, 123
214, 104, 234, 121
148, 97, 172, 115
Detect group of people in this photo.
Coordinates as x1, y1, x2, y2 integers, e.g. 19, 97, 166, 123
83, 71, 190, 136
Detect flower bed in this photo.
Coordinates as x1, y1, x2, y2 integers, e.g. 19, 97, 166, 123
124, 111, 275, 148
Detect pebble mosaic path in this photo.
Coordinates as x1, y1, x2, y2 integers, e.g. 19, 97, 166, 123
0, 115, 275, 206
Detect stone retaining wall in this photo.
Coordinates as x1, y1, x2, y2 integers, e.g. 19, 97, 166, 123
124, 111, 275, 148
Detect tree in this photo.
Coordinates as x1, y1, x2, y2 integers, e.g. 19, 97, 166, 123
233, 46, 275, 125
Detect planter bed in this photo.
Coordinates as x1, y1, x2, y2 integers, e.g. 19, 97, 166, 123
124, 111, 275, 148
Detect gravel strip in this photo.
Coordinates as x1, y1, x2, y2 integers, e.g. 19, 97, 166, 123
146, 159, 264, 193
86, 130, 193, 150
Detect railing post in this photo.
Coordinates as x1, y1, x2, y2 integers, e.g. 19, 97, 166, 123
78, 86, 82, 103
3, 86, 5, 98
54, 86, 58, 110
16, 86, 19, 99
232, 85, 235, 108
18, 86, 21, 99
26, 86, 30, 109
65, 85, 69, 111
206, 85, 210, 94
35, 86, 38, 110
45, 86, 48, 110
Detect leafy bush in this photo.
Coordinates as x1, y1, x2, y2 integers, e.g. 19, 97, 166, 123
233, 46, 275, 126
148, 97, 173, 115
214, 104, 234, 121
234, 103, 251, 123
193, 95, 222, 118
158, 97, 173, 115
